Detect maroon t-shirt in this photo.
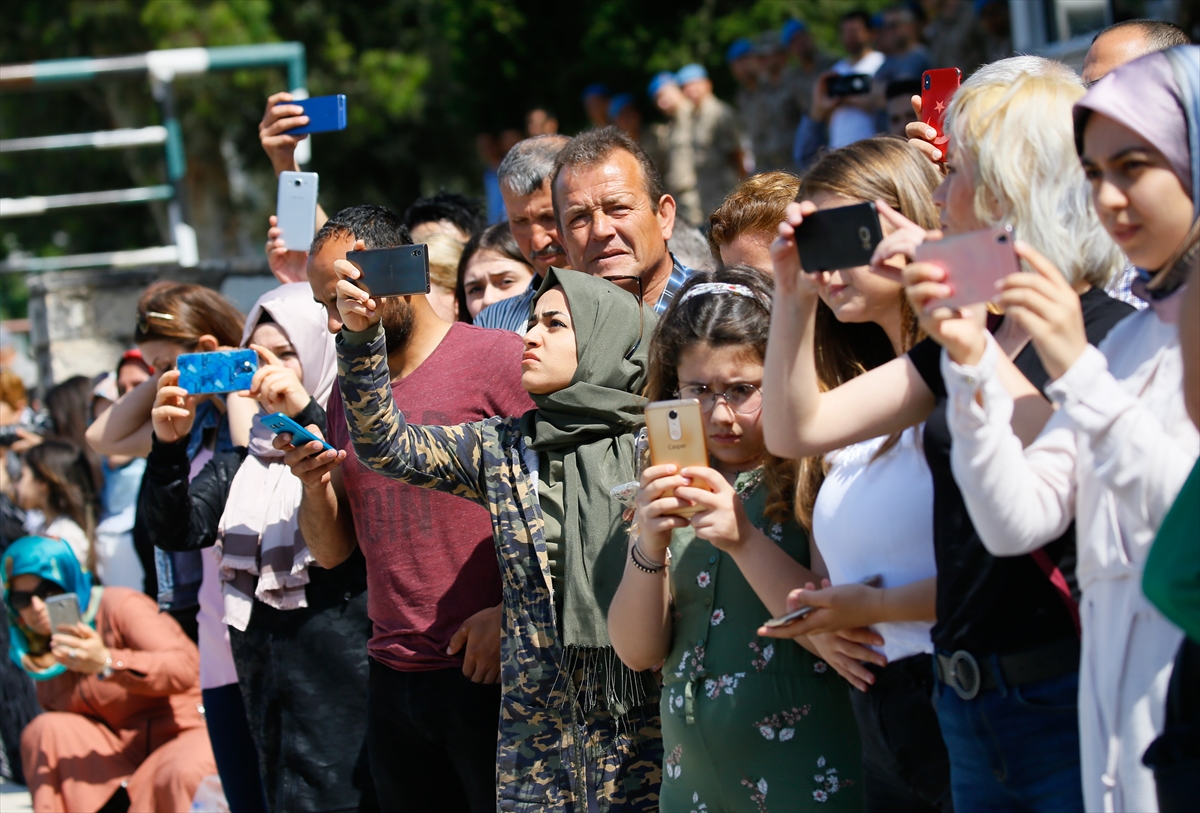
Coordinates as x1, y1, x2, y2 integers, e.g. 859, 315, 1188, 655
327, 322, 532, 671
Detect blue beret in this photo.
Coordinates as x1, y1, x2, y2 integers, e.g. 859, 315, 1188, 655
582, 83, 609, 101
648, 71, 678, 97
781, 19, 808, 44
675, 63, 708, 85
726, 38, 753, 62
608, 93, 635, 119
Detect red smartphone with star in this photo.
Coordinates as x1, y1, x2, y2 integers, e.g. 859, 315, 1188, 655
921, 68, 961, 162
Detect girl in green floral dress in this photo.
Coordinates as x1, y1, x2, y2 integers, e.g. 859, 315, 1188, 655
609, 268, 864, 812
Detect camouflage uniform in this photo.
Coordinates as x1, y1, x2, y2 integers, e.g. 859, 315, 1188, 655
336, 326, 662, 812
690, 95, 742, 222
752, 74, 803, 173
651, 102, 703, 227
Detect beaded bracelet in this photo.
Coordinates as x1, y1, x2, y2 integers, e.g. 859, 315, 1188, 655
630, 542, 667, 574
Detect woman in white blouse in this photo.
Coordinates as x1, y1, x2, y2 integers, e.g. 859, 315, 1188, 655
904, 46, 1200, 812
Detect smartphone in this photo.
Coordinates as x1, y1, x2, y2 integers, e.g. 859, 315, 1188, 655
645, 399, 711, 517
260, 412, 335, 453
914, 226, 1021, 310
276, 171, 319, 252
794, 201, 884, 273
45, 592, 81, 632
176, 349, 259, 394
762, 575, 883, 628
276, 94, 347, 135
827, 73, 873, 97
347, 245, 431, 299
921, 68, 961, 162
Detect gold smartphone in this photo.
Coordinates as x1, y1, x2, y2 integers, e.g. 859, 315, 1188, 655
645, 398, 710, 517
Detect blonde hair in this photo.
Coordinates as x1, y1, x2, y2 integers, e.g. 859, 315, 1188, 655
947, 71, 1123, 289
424, 233, 465, 291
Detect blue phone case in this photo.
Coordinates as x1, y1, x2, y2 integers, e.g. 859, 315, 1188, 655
260, 412, 334, 452
176, 350, 258, 394
280, 95, 347, 135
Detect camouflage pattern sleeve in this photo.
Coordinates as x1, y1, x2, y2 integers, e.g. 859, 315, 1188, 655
335, 327, 489, 505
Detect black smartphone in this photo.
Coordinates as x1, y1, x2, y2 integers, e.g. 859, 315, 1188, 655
347, 245, 430, 299
827, 73, 873, 97
794, 201, 883, 272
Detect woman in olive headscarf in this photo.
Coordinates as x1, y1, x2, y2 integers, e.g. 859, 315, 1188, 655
322, 265, 661, 812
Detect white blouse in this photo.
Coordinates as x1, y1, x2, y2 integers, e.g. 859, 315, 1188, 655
939, 303, 1197, 813
812, 427, 937, 664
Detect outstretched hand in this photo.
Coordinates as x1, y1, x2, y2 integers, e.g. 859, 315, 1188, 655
259, 91, 308, 175
333, 239, 381, 333
244, 344, 310, 416
265, 215, 309, 284
905, 95, 946, 164
273, 425, 346, 491
871, 199, 940, 285
903, 262, 989, 366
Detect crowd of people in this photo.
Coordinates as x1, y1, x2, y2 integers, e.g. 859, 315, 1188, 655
0, 8, 1197, 813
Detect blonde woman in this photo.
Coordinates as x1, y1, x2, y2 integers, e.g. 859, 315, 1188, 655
424, 232, 467, 323
760, 61, 1132, 813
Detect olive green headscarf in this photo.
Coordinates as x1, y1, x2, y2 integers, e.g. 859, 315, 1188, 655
519, 267, 656, 652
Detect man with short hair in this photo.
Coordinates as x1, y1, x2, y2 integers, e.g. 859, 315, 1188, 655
582, 83, 610, 128
649, 72, 703, 227
551, 126, 696, 313
1081, 17, 1192, 86
473, 135, 572, 333
873, 4, 931, 89
814, 9, 886, 150
526, 107, 559, 137
782, 17, 836, 117
677, 64, 745, 219
404, 191, 485, 243
279, 204, 533, 812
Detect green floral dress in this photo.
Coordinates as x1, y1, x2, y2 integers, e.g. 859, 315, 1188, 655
660, 470, 863, 812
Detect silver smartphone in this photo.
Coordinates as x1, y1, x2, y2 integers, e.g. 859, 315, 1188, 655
45, 592, 81, 632
276, 170, 319, 251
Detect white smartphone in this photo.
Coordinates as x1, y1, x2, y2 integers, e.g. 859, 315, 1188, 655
45, 592, 81, 632
276, 170, 319, 251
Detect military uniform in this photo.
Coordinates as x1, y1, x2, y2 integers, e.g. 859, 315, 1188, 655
652, 102, 703, 227
752, 74, 803, 173
690, 95, 742, 222
336, 325, 662, 813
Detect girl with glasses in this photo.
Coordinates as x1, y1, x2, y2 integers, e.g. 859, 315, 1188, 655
609, 267, 862, 812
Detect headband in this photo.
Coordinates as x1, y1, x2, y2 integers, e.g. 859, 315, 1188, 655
677, 282, 769, 308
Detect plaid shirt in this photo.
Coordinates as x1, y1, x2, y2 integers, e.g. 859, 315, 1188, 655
1106, 263, 1148, 310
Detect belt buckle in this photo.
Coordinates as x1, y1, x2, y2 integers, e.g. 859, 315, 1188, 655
948, 650, 981, 700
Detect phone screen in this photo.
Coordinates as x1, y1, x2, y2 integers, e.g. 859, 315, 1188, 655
348, 245, 431, 299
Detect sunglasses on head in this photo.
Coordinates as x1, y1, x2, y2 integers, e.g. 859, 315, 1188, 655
8, 579, 64, 611
136, 310, 175, 336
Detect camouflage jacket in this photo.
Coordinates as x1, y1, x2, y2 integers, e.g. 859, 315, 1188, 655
337, 327, 661, 811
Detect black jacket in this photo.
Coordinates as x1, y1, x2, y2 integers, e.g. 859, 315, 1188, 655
139, 399, 326, 554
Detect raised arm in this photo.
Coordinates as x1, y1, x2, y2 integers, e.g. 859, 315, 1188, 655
86, 369, 160, 457
762, 201, 935, 458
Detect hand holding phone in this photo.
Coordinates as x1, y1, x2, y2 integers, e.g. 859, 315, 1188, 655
914, 226, 1020, 310
920, 68, 961, 162
793, 201, 884, 273
762, 575, 883, 629
827, 73, 873, 97
260, 412, 335, 453
275, 94, 347, 135
347, 244, 431, 299
176, 350, 259, 395
645, 399, 711, 517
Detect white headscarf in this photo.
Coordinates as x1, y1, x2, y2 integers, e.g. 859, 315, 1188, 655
217, 283, 336, 630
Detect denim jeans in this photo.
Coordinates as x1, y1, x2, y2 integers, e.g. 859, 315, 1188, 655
203, 683, 268, 813
933, 660, 1084, 813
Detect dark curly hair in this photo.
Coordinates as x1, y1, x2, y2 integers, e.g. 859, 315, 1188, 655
645, 266, 797, 524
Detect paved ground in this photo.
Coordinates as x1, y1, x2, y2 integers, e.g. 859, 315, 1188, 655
0, 778, 33, 812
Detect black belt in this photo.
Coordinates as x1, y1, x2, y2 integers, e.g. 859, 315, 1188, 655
935, 638, 1080, 700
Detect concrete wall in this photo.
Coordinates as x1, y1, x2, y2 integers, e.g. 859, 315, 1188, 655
23, 259, 274, 393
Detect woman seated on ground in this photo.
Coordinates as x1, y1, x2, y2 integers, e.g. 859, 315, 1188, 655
5, 535, 215, 812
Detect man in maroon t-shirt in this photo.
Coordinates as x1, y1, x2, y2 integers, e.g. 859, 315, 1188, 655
277, 205, 532, 812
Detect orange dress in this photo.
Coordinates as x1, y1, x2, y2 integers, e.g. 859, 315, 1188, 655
20, 586, 217, 813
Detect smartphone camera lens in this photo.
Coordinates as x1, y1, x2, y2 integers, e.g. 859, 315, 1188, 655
924, 74, 931, 89
997, 234, 1008, 243
293, 178, 302, 187
668, 410, 678, 420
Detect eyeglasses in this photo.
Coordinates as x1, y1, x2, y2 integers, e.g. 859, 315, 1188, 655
675, 383, 763, 415
601, 275, 647, 361
8, 579, 64, 611
136, 310, 175, 335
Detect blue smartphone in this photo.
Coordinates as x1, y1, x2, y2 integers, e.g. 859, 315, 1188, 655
176, 350, 258, 394
260, 412, 334, 452
278, 94, 347, 135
